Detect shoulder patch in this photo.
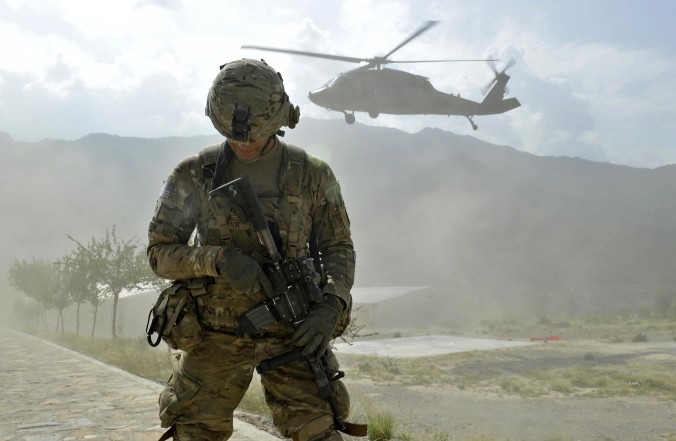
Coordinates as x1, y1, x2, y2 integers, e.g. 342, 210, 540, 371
160, 175, 177, 200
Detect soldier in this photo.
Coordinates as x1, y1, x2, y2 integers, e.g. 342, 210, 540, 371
147, 58, 356, 441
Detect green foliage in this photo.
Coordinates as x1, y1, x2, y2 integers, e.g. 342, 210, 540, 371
357, 357, 406, 383
57, 241, 104, 336
8, 257, 70, 331
337, 305, 379, 344
65, 225, 160, 338
8, 226, 161, 339
367, 410, 395, 441
525, 363, 676, 399
8, 258, 59, 307
499, 376, 545, 397
40, 332, 172, 382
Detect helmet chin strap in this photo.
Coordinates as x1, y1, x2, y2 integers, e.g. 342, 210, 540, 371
257, 135, 277, 159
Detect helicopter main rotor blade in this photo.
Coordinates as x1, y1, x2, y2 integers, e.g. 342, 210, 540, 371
381, 20, 439, 60
241, 45, 367, 64
390, 58, 500, 63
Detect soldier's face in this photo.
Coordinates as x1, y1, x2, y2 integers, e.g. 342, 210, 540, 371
229, 137, 269, 161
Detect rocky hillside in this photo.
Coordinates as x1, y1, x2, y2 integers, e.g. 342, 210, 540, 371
3, 118, 675, 315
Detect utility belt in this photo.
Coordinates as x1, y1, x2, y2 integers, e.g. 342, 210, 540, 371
146, 256, 321, 350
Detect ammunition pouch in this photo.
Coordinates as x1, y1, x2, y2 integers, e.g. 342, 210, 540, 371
236, 257, 322, 337
146, 278, 211, 351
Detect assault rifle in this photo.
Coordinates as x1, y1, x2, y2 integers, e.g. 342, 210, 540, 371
210, 175, 322, 336
209, 175, 366, 437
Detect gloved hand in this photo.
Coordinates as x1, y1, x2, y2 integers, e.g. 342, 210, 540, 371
292, 295, 344, 358
216, 247, 273, 296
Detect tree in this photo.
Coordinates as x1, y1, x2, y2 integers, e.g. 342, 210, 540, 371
65, 234, 110, 337
56, 245, 102, 336
7, 258, 69, 331
68, 226, 158, 339
50, 265, 71, 334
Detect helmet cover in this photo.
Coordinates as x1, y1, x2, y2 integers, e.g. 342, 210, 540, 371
205, 58, 300, 141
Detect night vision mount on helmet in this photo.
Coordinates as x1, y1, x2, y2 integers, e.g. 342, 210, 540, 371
205, 58, 301, 142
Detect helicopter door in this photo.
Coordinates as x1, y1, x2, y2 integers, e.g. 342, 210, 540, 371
363, 77, 380, 117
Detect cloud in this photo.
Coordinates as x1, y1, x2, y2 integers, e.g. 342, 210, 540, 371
1, 0, 675, 167
473, 25, 676, 166
493, 55, 606, 162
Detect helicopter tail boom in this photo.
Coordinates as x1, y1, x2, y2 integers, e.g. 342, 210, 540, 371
477, 96, 521, 116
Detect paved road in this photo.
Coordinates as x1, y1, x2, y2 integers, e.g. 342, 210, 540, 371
0, 328, 280, 441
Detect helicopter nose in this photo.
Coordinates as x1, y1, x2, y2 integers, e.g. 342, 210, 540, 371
308, 86, 332, 108
308, 89, 321, 105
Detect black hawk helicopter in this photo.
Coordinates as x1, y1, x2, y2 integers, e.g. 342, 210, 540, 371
243, 21, 520, 130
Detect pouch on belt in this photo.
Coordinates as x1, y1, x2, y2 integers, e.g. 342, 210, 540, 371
146, 278, 211, 351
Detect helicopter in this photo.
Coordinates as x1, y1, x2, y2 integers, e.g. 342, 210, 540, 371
242, 21, 520, 130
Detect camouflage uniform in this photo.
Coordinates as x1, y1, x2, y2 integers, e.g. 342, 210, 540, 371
148, 137, 354, 440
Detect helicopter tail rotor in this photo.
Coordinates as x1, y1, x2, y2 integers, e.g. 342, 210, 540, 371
481, 58, 515, 96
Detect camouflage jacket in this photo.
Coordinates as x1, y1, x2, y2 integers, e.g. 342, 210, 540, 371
147, 141, 355, 310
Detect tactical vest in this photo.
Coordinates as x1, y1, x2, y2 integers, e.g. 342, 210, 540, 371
195, 141, 311, 334
198, 140, 309, 258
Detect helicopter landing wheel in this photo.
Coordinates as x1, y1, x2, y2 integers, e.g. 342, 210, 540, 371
344, 112, 356, 124
368, 111, 379, 119
466, 115, 478, 130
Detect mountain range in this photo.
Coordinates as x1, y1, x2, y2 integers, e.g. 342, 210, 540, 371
2, 118, 675, 317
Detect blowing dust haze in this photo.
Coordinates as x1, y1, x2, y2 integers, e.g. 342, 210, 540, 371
2, 2, 676, 440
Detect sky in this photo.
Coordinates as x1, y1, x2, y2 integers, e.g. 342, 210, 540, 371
1, 0, 675, 168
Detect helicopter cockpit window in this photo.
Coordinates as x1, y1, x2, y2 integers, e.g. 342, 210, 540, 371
322, 78, 337, 88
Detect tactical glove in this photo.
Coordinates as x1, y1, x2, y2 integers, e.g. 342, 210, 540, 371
292, 295, 344, 358
216, 247, 273, 296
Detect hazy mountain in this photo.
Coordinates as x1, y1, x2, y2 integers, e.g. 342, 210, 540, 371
2, 118, 675, 316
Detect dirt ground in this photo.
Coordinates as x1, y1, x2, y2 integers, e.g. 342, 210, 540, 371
236, 324, 676, 441
332, 330, 676, 441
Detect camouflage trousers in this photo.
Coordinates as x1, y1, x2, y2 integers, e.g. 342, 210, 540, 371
159, 330, 349, 441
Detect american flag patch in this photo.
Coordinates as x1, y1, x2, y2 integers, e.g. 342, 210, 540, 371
160, 180, 175, 199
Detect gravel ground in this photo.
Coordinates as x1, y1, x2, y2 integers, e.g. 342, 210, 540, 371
333, 337, 676, 441
348, 381, 675, 441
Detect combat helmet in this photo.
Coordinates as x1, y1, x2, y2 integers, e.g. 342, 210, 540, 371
205, 58, 300, 142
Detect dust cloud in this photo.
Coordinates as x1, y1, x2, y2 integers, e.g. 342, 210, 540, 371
3, 118, 676, 329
